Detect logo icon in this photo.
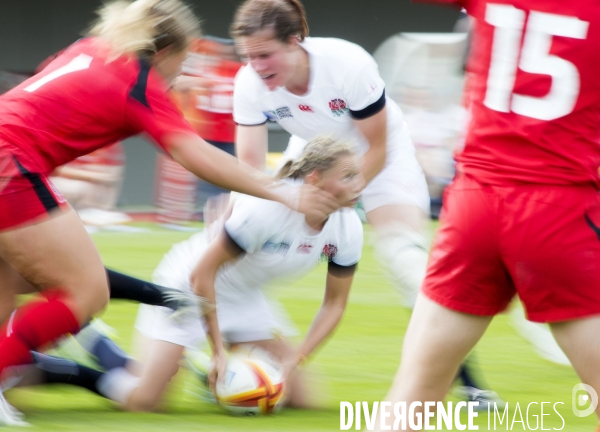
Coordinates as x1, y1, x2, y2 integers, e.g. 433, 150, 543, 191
572, 383, 598, 417
329, 99, 348, 117
297, 244, 313, 254
298, 104, 313, 112
320, 244, 338, 262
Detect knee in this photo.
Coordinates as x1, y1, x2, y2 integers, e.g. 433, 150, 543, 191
124, 390, 162, 412
63, 270, 110, 322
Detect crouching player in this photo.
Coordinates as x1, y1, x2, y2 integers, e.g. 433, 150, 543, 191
27, 137, 364, 412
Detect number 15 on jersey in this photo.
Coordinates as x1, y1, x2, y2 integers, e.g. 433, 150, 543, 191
484, 4, 589, 121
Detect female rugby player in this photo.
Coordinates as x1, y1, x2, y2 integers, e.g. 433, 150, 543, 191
0, 0, 336, 425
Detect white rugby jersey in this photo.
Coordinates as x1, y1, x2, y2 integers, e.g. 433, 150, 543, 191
155, 184, 363, 298
234, 37, 410, 161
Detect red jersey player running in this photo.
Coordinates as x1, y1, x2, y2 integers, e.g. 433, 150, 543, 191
0, 0, 337, 426
377, 0, 600, 430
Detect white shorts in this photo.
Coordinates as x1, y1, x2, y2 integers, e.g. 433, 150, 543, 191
134, 233, 298, 349
283, 131, 430, 214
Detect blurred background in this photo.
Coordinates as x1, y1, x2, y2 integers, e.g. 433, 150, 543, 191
0, 0, 461, 220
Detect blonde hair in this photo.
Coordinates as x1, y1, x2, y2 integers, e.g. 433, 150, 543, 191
277, 136, 354, 180
231, 0, 309, 43
88, 0, 200, 60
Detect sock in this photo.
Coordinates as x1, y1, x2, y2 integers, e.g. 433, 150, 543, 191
32, 352, 104, 396
0, 290, 80, 375
90, 336, 130, 371
457, 362, 481, 390
96, 367, 141, 405
106, 268, 180, 310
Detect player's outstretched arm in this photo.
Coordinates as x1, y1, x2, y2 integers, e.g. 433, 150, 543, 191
166, 132, 339, 220
285, 262, 356, 377
190, 229, 245, 389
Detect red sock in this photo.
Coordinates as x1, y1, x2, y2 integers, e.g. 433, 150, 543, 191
0, 289, 80, 375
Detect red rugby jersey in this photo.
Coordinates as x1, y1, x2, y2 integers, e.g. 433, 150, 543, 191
0, 37, 195, 175
418, 0, 600, 186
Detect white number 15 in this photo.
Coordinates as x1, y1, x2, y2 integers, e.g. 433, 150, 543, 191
484, 4, 589, 121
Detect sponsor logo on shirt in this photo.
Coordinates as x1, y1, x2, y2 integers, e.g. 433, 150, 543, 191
298, 104, 313, 113
329, 99, 349, 117
320, 243, 338, 262
263, 240, 291, 255
263, 106, 293, 121
296, 243, 313, 254
264, 110, 279, 121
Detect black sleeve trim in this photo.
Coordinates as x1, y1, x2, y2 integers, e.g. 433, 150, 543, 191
235, 120, 268, 126
129, 57, 151, 108
223, 227, 247, 256
328, 261, 357, 278
349, 89, 386, 120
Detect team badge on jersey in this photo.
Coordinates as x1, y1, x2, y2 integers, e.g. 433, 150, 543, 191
320, 244, 338, 262
329, 99, 348, 117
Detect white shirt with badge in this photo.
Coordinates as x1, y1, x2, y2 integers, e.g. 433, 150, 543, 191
135, 182, 363, 347
233, 37, 411, 163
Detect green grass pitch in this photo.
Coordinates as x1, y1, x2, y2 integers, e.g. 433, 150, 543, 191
5, 223, 597, 431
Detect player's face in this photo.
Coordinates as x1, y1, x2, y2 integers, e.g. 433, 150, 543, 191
236, 31, 298, 91
316, 155, 364, 208
153, 46, 189, 85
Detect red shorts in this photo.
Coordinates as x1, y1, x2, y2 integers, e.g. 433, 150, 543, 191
0, 154, 67, 231
423, 174, 600, 323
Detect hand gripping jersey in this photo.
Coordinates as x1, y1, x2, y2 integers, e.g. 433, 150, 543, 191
420, 0, 600, 187
233, 37, 411, 163
0, 37, 195, 176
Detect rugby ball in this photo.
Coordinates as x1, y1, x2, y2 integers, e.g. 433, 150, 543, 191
215, 348, 285, 415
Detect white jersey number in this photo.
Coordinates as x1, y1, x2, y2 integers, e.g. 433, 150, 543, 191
24, 54, 93, 93
484, 5, 589, 121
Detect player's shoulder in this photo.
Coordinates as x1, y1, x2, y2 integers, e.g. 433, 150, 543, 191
303, 37, 373, 66
329, 208, 363, 239
234, 64, 265, 98
232, 188, 295, 221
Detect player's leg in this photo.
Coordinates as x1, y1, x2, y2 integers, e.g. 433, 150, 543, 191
362, 148, 430, 308
121, 337, 184, 412
507, 184, 600, 422
0, 208, 109, 376
106, 268, 195, 311
0, 258, 37, 323
377, 294, 492, 430
551, 317, 600, 418
367, 203, 426, 308
510, 303, 570, 366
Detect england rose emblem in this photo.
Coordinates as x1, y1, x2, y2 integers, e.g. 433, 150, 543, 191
320, 244, 338, 262
329, 99, 348, 117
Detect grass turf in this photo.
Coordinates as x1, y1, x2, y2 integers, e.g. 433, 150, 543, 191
6, 223, 597, 431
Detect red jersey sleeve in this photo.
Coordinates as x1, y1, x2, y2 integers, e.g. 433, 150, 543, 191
124, 59, 196, 152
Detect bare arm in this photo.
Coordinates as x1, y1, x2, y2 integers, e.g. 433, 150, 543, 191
235, 124, 269, 171
291, 263, 356, 370
354, 106, 388, 184
190, 230, 244, 386
167, 131, 279, 202
166, 131, 338, 220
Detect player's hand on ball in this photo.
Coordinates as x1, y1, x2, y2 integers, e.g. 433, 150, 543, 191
208, 350, 228, 394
